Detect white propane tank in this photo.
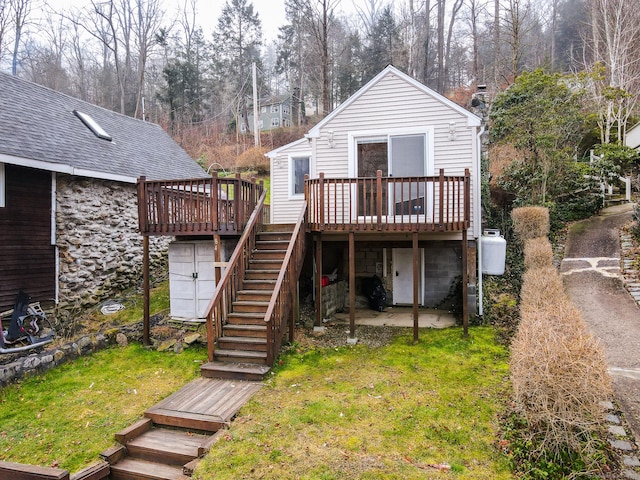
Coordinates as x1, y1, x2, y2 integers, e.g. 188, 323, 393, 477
481, 229, 507, 275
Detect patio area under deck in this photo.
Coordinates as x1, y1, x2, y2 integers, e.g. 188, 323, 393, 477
306, 169, 472, 341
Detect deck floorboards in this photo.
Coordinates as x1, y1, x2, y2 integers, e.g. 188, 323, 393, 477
146, 377, 263, 424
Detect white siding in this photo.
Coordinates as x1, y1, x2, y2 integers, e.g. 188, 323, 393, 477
271, 72, 480, 235
271, 140, 312, 224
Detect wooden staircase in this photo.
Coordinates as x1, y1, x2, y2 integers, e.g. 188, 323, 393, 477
98, 378, 262, 479
103, 417, 213, 480
201, 227, 295, 381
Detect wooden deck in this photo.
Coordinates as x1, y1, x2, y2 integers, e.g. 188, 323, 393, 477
144, 377, 263, 432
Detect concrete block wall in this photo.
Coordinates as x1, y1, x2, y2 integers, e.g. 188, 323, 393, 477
424, 242, 462, 307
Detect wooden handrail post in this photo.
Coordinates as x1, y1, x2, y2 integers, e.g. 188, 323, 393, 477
319, 172, 325, 227
464, 168, 471, 226
438, 168, 445, 230
137, 176, 147, 234
235, 173, 243, 229
211, 172, 218, 230
376, 170, 382, 230
304, 174, 310, 225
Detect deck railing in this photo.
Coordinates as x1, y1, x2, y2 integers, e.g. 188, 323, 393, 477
204, 189, 267, 362
263, 202, 307, 365
305, 168, 470, 233
137, 173, 264, 236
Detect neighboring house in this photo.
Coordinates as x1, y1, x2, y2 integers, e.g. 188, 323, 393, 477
267, 65, 483, 324
625, 122, 640, 151
0, 72, 208, 313
241, 94, 293, 133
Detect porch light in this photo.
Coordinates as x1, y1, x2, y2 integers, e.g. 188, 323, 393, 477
328, 130, 335, 148
449, 122, 456, 141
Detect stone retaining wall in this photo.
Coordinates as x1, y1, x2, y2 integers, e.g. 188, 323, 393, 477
56, 175, 170, 311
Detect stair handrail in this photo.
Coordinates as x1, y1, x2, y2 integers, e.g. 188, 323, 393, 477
204, 189, 268, 362
263, 201, 308, 365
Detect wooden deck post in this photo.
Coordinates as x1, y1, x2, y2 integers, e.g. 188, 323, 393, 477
349, 232, 355, 338
143, 235, 150, 346
413, 232, 419, 342
462, 229, 469, 337
315, 234, 323, 327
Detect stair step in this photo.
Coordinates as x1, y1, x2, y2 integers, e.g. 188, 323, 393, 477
109, 457, 185, 480
226, 312, 265, 325
249, 259, 284, 269
201, 361, 271, 381
144, 408, 227, 433
214, 348, 268, 365
245, 268, 279, 280
252, 250, 286, 260
218, 336, 267, 352
125, 427, 210, 465
223, 324, 267, 338
237, 290, 273, 302
242, 279, 277, 290
255, 240, 291, 250
232, 300, 269, 313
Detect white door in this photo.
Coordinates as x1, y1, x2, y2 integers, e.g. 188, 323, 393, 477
392, 248, 423, 305
169, 242, 216, 319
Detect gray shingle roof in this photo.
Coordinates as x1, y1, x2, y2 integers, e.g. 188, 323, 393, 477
0, 73, 208, 182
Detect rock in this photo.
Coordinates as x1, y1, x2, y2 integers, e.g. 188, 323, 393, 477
173, 342, 184, 354
157, 339, 176, 352
116, 333, 128, 347
184, 333, 201, 345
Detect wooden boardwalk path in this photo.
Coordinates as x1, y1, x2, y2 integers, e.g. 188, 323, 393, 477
145, 377, 263, 432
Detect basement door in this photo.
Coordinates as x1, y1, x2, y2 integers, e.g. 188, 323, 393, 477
392, 248, 424, 305
168, 241, 216, 320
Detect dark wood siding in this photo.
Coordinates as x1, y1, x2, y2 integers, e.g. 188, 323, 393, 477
0, 165, 55, 311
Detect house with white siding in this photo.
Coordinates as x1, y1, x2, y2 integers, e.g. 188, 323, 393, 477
267, 65, 483, 334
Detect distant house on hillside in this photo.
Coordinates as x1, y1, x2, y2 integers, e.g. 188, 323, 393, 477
0, 73, 208, 313
241, 94, 293, 133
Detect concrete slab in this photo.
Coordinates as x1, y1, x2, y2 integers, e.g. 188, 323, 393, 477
333, 307, 457, 329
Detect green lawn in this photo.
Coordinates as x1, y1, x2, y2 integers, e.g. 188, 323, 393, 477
0, 344, 206, 473
194, 327, 512, 479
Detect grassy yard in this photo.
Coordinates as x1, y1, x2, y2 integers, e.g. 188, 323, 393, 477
0, 343, 206, 473
194, 326, 511, 479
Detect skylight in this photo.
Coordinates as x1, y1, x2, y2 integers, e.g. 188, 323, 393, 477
73, 110, 112, 141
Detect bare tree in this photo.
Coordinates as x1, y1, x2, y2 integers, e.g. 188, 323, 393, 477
132, 0, 163, 118
11, 0, 32, 75
288, 0, 341, 116
586, 0, 640, 144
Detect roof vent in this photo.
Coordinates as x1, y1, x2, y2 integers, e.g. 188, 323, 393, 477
73, 110, 112, 141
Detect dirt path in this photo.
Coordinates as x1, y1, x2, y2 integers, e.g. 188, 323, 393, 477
561, 204, 640, 440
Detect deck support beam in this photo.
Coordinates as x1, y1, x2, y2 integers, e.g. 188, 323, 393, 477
143, 235, 150, 346
462, 229, 469, 336
315, 234, 323, 327
349, 232, 356, 338
413, 232, 419, 342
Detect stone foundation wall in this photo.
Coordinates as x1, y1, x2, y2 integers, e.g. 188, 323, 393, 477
56, 175, 170, 310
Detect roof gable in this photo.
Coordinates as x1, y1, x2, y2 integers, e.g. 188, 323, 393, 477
307, 65, 480, 138
0, 73, 207, 182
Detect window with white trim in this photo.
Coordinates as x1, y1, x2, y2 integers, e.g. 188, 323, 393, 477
0, 163, 5, 208
271, 105, 279, 113
290, 155, 310, 197
271, 118, 280, 127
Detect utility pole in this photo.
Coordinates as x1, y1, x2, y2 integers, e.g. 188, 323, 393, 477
252, 62, 260, 147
